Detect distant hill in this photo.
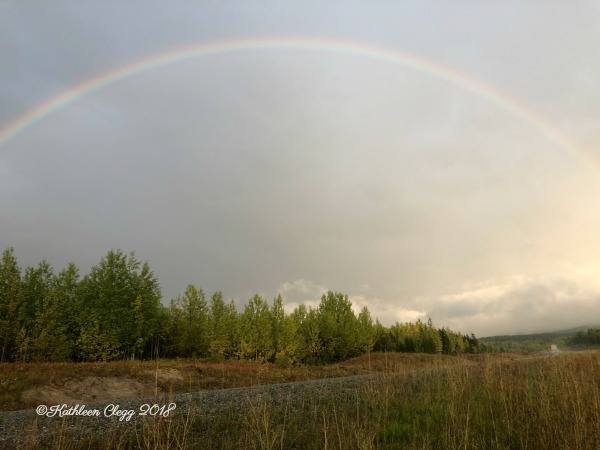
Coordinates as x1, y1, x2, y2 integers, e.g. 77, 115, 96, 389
550, 324, 600, 334
479, 325, 600, 354
481, 324, 600, 340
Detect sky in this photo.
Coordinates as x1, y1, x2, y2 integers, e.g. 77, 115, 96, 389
2, 1, 600, 336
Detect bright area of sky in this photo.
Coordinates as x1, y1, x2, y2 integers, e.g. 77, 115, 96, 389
1, 2, 600, 336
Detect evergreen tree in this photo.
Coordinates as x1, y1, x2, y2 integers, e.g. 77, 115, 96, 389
373, 319, 393, 352
0, 248, 21, 362
464, 333, 480, 353
356, 306, 376, 354
420, 318, 442, 354
439, 327, 455, 354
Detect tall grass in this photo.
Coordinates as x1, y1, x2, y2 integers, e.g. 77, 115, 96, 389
374, 351, 600, 449
3, 351, 600, 449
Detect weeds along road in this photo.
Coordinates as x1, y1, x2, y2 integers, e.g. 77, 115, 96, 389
0, 354, 556, 447
0, 370, 418, 446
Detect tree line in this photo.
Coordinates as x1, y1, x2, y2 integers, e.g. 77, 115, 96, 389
0, 248, 485, 364
567, 328, 600, 347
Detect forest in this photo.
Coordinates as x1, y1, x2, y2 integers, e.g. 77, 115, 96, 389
567, 328, 600, 347
0, 248, 485, 364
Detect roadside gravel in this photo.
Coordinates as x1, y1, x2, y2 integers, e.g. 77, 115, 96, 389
0, 372, 397, 448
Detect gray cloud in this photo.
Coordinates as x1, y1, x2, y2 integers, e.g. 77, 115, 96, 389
1, 2, 600, 335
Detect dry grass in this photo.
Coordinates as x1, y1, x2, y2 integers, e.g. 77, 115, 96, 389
5, 351, 596, 449
0, 352, 485, 411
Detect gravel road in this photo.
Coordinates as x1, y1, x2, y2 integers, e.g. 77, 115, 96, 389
0, 372, 397, 448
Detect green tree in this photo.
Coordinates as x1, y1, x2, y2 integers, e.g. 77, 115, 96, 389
76, 314, 121, 362
439, 327, 455, 354
278, 314, 300, 366
27, 287, 72, 362
130, 294, 145, 359
16, 260, 54, 361
463, 333, 480, 353
271, 294, 285, 359
178, 284, 209, 357
208, 290, 229, 359
152, 303, 172, 358
55, 262, 81, 348
318, 291, 358, 362
270, 294, 299, 366
76, 250, 161, 360
239, 294, 273, 361
0, 248, 21, 362
373, 319, 393, 352
420, 319, 442, 354
23, 263, 79, 361
388, 322, 419, 352
225, 299, 240, 359
130, 261, 162, 357
26, 262, 80, 362
356, 306, 376, 354
294, 305, 322, 364
163, 298, 185, 357
439, 327, 466, 355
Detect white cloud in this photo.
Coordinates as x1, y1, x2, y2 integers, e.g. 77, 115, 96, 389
277, 279, 328, 313
275, 268, 600, 338
275, 280, 426, 323
349, 294, 426, 324
278, 279, 328, 296
416, 265, 600, 336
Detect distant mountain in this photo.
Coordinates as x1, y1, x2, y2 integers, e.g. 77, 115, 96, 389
479, 324, 600, 354
550, 324, 600, 334
480, 324, 600, 340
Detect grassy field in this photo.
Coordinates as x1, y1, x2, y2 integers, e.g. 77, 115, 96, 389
2, 351, 599, 449
0, 353, 482, 412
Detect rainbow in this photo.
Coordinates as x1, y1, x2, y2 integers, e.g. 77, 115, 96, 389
0, 36, 587, 165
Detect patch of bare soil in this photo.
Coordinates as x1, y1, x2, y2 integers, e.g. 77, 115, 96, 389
22, 377, 156, 406
144, 368, 185, 382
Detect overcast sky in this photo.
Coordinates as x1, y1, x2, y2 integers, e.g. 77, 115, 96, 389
2, 2, 600, 336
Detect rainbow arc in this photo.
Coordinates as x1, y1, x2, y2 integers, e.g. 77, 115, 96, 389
0, 37, 586, 167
